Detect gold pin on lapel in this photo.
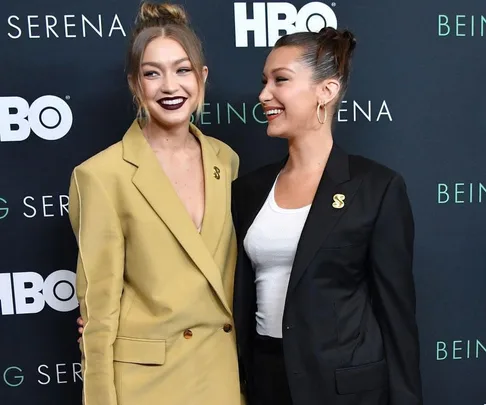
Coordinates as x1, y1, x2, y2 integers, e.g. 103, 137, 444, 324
332, 194, 345, 209
213, 166, 221, 180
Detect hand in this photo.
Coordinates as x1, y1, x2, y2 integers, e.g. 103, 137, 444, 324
77, 316, 85, 343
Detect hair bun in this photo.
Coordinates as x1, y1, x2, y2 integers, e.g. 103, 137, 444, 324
318, 27, 356, 49
318, 26, 338, 41
137, 2, 189, 27
340, 30, 357, 52
316, 27, 356, 80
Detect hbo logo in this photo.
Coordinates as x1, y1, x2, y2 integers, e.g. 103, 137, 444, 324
0, 270, 78, 315
234, 2, 338, 47
0, 95, 73, 142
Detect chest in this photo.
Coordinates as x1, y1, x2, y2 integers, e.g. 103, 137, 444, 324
245, 205, 309, 265
155, 153, 205, 229
244, 177, 311, 267
274, 171, 323, 209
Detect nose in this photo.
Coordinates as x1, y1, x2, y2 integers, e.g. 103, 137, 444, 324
259, 83, 272, 106
161, 73, 178, 94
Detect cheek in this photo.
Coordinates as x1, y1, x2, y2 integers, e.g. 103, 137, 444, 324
182, 75, 200, 95
285, 93, 315, 119
185, 78, 202, 111
299, 92, 316, 116
141, 79, 158, 99
192, 84, 202, 102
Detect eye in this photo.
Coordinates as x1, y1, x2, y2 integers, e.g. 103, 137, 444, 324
275, 76, 288, 83
261, 78, 267, 85
177, 67, 192, 74
143, 70, 158, 78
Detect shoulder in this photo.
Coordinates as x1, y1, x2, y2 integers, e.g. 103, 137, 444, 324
72, 141, 123, 180
206, 135, 238, 160
204, 134, 240, 180
349, 154, 405, 186
189, 123, 239, 165
348, 154, 410, 205
233, 160, 282, 194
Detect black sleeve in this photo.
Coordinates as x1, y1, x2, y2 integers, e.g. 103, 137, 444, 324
368, 174, 423, 405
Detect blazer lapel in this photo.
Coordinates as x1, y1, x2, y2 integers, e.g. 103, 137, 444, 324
286, 145, 363, 296
122, 121, 232, 315
192, 125, 227, 258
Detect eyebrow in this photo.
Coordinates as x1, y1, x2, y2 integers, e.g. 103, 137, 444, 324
262, 67, 295, 77
141, 58, 190, 69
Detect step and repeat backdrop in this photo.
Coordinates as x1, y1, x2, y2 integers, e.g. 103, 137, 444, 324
1, 0, 485, 404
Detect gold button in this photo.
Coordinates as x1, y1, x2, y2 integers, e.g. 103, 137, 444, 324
223, 324, 233, 333
183, 329, 193, 339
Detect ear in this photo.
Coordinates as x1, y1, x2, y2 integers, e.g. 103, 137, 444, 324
202, 66, 209, 83
316, 78, 341, 105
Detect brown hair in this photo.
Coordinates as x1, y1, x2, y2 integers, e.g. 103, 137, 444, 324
274, 27, 356, 110
127, 2, 206, 124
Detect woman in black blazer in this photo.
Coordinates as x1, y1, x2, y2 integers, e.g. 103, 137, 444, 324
232, 28, 423, 405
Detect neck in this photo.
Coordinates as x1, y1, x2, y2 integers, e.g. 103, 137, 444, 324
142, 119, 195, 152
285, 125, 333, 173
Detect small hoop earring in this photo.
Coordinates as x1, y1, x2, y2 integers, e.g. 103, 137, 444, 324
138, 106, 147, 119
317, 102, 327, 125
137, 106, 148, 126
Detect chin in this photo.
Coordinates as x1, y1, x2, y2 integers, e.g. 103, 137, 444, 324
151, 112, 190, 129
266, 125, 288, 139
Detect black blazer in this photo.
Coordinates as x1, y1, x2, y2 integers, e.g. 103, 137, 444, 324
232, 145, 423, 405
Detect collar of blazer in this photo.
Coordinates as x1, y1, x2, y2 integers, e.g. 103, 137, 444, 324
237, 144, 363, 296
121, 120, 232, 315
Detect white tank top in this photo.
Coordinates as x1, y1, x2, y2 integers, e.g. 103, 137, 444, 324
243, 175, 311, 338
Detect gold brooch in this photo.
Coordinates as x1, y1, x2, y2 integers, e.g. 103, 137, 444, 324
332, 194, 345, 209
213, 166, 221, 180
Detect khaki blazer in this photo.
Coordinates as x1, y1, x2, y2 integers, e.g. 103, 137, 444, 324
69, 121, 242, 405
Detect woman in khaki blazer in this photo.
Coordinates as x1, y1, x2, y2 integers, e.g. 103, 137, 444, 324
69, 3, 242, 405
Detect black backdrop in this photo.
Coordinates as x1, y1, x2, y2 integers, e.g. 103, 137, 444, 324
1, 1, 485, 404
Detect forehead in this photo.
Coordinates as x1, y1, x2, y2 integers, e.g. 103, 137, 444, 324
143, 37, 188, 63
263, 46, 304, 73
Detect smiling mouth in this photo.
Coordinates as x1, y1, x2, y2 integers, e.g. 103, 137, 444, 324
157, 97, 187, 110
265, 108, 284, 121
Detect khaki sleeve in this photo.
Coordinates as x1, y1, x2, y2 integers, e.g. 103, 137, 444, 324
69, 167, 124, 405
230, 149, 240, 181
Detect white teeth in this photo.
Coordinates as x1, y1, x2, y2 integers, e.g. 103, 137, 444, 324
161, 98, 184, 105
265, 109, 283, 116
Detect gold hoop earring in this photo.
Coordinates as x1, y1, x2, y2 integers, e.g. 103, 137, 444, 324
317, 102, 327, 125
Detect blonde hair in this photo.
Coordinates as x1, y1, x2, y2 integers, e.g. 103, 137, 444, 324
127, 2, 206, 125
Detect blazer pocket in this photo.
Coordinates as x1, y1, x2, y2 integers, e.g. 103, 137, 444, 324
113, 337, 166, 365
335, 359, 388, 395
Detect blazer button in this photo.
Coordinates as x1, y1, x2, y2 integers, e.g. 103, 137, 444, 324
223, 323, 233, 333
183, 329, 193, 339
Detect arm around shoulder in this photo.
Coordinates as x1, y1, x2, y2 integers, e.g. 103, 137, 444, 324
69, 166, 125, 405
